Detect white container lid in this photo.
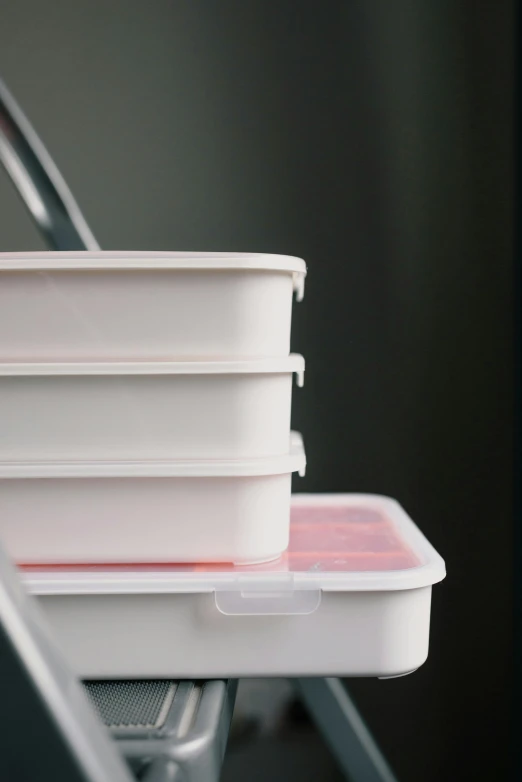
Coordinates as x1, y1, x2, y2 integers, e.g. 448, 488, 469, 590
22, 495, 446, 608
0, 433, 306, 479
0, 354, 305, 386
0, 251, 307, 300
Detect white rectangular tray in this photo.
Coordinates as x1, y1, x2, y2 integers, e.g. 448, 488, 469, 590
0, 434, 306, 566
23, 494, 446, 679
0, 355, 304, 461
0, 252, 306, 361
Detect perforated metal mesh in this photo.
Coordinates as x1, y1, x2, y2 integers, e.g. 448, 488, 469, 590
84, 680, 176, 729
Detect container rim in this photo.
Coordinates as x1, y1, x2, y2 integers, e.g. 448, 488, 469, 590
0, 251, 307, 276
0, 354, 305, 382
0, 434, 306, 479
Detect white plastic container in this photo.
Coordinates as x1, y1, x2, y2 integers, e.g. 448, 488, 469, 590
0, 252, 306, 361
0, 355, 304, 461
0, 433, 306, 566
23, 495, 446, 678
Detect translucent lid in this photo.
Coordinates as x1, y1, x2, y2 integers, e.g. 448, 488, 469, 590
22, 495, 446, 603
0, 354, 305, 386
0, 432, 306, 479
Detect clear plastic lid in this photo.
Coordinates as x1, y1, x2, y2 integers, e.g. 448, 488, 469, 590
23, 495, 446, 607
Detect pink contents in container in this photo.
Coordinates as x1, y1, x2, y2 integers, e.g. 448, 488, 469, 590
19, 493, 420, 575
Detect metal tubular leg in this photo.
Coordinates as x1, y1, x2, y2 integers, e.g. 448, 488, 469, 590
141, 758, 184, 782
294, 678, 399, 782
0, 77, 99, 251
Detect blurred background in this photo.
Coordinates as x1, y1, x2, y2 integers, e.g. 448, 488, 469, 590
0, 1, 513, 780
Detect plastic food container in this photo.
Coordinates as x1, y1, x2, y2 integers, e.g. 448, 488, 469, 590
0, 433, 306, 566
0, 252, 306, 361
0, 356, 304, 462
23, 494, 446, 678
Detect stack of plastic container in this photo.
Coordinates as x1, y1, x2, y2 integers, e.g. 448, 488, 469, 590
0, 251, 307, 565
1, 250, 447, 681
